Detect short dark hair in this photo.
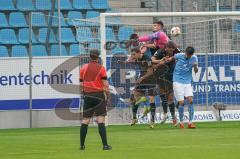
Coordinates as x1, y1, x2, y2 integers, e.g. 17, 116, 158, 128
153, 20, 164, 27
165, 41, 177, 49
89, 49, 100, 60
131, 47, 141, 54
185, 46, 195, 55
129, 33, 139, 40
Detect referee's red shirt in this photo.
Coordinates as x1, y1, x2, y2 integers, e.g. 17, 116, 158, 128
80, 61, 107, 93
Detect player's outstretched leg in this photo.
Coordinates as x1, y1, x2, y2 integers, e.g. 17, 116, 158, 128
80, 118, 91, 150
160, 94, 168, 124
131, 104, 139, 126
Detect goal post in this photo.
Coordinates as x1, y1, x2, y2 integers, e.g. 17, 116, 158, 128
97, 11, 240, 124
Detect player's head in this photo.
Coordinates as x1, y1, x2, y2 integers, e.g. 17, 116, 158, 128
185, 46, 195, 58
129, 33, 139, 40
165, 41, 177, 56
89, 49, 100, 61
130, 47, 141, 60
153, 21, 164, 32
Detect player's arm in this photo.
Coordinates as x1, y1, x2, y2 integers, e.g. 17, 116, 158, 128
101, 67, 110, 98
136, 67, 154, 83
138, 32, 159, 42
79, 68, 84, 93
192, 56, 198, 73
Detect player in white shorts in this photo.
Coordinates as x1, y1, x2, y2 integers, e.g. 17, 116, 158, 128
168, 46, 198, 129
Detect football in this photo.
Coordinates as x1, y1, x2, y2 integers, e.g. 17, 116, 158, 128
170, 26, 181, 37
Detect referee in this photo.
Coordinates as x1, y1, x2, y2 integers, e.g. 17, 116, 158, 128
79, 49, 111, 150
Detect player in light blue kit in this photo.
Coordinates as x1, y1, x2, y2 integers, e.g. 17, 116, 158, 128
170, 46, 198, 128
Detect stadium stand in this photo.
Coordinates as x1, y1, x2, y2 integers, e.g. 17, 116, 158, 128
59, 28, 76, 43
32, 45, 48, 56
49, 12, 68, 27
55, 0, 73, 10
0, 0, 16, 11
118, 26, 134, 41
0, 29, 19, 44
35, 0, 52, 10
92, 0, 110, 10
38, 28, 57, 43
69, 44, 86, 55
67, 11, 84, 26
72, 0, 92, 10
32, 12, 48, 27
76, 27, 94, 43
17, 0, 35, 11
0, 13, 9, 28
18, 28, 38, 44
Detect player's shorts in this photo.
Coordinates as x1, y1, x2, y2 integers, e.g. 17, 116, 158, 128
83, 91, 107, 118
157, 78, 173, 95
173, 82, 193, 101
135, 83, 156, 96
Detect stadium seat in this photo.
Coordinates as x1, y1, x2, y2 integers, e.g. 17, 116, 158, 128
69, 44, 86, 55
236, 6, 240, 11
234, 22, 240, 32
11, 45, 28, 57
9, 12, 27, 27
38, 28, 57, 43
17, 0, 35, 11
98, 27, 116, 41
0, 46, 9, 57
118, 26, 134, 41
50, 44, 68, 56
67, 11, 84, 26
32, 12, 47, 27
35, 0, 52, 10
59, 28, 76, 43
0, 0, 16, 11
91, 0, 109, 10
86, 11, 100, 19
73, 0, 91, 10
76, 27, 94, 43
18, 28, 38, 44
0, 13, 9, 28
55, 0, 73, 10
89, 43, 100, 50
32, 45, 48, 56
0, 29, 19, 44
49, 12, 67, 27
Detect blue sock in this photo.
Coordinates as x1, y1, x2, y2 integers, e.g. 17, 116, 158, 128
178, 104, 184, 122
188, 103, 194, 122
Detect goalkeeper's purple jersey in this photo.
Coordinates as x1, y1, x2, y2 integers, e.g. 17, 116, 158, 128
138, 31, 169, 49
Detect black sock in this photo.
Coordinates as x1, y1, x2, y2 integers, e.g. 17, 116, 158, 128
169, 103, 176, 119
80, 124, 88, 146
132, 104, 139, 119
98, 123, 108, 146
160, 94, 168, 114
150, 103, 156, 122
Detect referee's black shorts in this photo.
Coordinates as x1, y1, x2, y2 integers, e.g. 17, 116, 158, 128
83, 91, 107, 118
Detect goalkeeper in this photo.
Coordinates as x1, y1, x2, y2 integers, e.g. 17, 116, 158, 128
151, 41, 180, 126
129, 47, 157, 128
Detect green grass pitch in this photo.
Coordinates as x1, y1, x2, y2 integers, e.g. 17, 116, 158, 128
0, 122, 240, 159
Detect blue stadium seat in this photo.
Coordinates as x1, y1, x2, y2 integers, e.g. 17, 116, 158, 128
59, 28, 76, 43
50, 44, 68, 56
67, 11, 84, 26
32, 45, 48, 56
9, 12, 27, 27
98, 27, 116, 41
118, 26, 134, 41
18, 28, 38, 44
0, 29, 19, 44
11, 45, 28, 57
234, 22, 240, 32
17, 0, 35, 11
35, 0, 52, 10
86, 11, 100, 19
76, 27, 94, 43
38, 28, 57, 43
0, 0, 16, 11
49, 12, 67, 27
73, 0, 91, 10
70, 44, 86, 55
55, 0, 73, 10
89, 43, 100, 50
0, 13, 9, 28
0, 46, 9, 57
32, 12, 47, 27
91, 0, 109, 10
